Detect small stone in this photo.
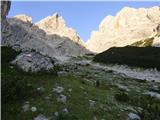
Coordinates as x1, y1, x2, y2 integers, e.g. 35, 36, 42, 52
34, 114, 48, 120
53, 86, 64, 94
45, 96, 51, 100
25, 101, 30, 104
57, 94, 67, 103
57, 71, 67, 77
128, 113, 141, 120
99, 104, 107, 111
68, 88, 72, 92
37, 87, 45, 92
93, 116, 97, 120
31, 107, 37, 112
116, 84, 130, 92
54, 112, 59, 116
62, 108, 69, 114
9, 65, 14, 69
89, 100, 96, 108
22, 103, 30, 112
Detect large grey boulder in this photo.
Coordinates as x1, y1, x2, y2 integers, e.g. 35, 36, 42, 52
11, 52, 54, 72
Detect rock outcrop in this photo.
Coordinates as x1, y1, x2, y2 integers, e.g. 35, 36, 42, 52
1, 0, 12, 48
2, 14, 90, 62
87, 6, 160, 53
36, 13, 85, 46
1, 0, 11, 18
11, 52, 54, 72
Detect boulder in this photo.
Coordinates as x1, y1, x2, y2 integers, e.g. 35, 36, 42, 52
11, 52, 54, 72
34, 114, 48, 120
128, 113, 140, 120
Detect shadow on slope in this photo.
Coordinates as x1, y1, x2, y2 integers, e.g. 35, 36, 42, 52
93, 46, 160, 70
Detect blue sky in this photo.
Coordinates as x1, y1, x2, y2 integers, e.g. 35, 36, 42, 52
8, 1, 160, 41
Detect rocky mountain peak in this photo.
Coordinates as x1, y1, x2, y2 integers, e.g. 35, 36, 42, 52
36, 13, 85, 46
2, 11, 89, 62
13, 14, 32, 24
87, 6, 160, 53
35, 13, 66, 33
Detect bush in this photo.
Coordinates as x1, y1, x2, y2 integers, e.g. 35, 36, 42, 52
114, 92, 130, 102
128, 95, 160, 120
1, 46, 20, 65
1, 75, 39, 103
115, 92, 160, 120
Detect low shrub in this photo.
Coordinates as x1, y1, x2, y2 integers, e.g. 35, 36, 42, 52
1, 46, 20, 65
1, 75, 39, 103
129, 95, 160, 120
114, 92, 130, 102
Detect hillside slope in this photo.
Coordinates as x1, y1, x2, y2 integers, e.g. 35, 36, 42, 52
2, 46, 160, 120
2, 14, 90, 62
94, 46, 160, 70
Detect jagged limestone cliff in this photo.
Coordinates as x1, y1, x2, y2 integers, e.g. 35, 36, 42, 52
87, 6, 160, 53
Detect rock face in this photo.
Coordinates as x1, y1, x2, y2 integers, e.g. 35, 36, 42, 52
1, 0, 12, 48
2, 14, 90, 62
87, 6, 160, 53
11, 52, 54, 72
36, 13, 85, 46
1, 0, 11, 18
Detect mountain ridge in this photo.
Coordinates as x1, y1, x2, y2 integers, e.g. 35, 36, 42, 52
87, 6, 160, 53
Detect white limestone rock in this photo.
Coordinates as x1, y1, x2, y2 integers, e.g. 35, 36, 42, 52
54, 112, 59, 116
13, 14, 32, 24
87, 6, 160, 53
144, 91, 160, 99
62, 108, 69, 114
152, 36, 160, 47
57, 71, 68, 77
53, 86, 64, 94
22, 103, 30, 112
57, 94, 67, 103
36, 13, 85, 46
128, 113, 141, 120
31, 107, 37, 112
89, 100, 96, 108
34, 114, 48, 120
